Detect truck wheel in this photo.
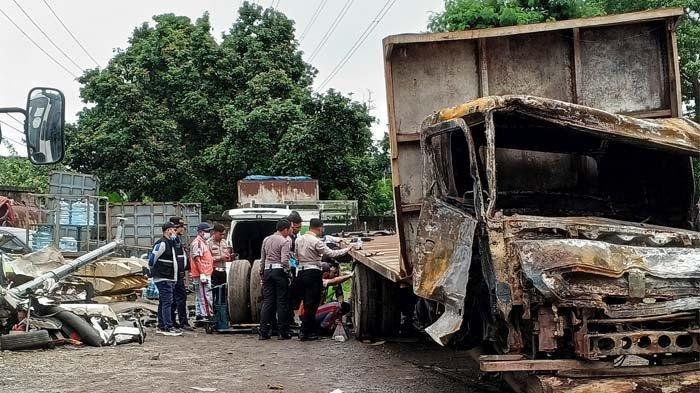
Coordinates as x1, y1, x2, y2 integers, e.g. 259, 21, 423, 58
380, 278, 400, 336
249, 259, 263, 323
48, 306, 103, 347
228, 260, 251, 323
0, 330, 51, 351
352, 263, 382, 339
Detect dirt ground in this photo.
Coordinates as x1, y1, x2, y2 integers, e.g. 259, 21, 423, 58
0, 327, 506, 393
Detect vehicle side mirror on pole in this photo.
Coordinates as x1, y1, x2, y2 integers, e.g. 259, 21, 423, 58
25, 87, 65, 165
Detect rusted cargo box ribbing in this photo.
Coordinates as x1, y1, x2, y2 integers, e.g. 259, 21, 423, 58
383, 9, 684, 278
237, 179, 319, 207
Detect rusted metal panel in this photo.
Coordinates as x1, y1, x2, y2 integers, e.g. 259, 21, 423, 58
485, 31, 573, 102
579, 22, 669, 114
413, 197, 477, 345
390, 40, 480, 136
237, 179, 319, 206
584, 330, 699, 359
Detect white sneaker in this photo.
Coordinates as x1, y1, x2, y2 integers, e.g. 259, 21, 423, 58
155, 327, 165, 335
162, 328, 183, 336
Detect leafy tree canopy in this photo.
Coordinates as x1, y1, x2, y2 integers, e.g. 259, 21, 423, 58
67, 2, 389, 215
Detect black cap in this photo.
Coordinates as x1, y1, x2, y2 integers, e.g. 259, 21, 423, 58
162, 222, 177, 232
169, 216, 185, 227
197, 223, 213, 232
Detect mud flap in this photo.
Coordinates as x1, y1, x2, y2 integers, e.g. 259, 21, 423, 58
414, 197, 477, 345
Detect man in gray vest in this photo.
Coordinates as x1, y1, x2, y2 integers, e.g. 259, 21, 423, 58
295, 218, 353, 341
259, 219, 292, 340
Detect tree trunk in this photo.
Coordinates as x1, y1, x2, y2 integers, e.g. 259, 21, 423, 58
693, 76, 700, 123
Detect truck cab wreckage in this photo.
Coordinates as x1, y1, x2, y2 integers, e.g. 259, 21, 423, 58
415, 95, 700, 389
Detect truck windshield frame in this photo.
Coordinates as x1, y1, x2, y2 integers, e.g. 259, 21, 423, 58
480, 110, 697, 229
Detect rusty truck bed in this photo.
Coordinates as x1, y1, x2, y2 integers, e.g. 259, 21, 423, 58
347, 234, 402, 282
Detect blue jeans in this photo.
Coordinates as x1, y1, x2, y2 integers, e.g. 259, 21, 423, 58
155, 280, 175, 330
171, 275, 189, 327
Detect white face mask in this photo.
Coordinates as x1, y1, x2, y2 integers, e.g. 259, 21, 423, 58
202, 232, 211, 240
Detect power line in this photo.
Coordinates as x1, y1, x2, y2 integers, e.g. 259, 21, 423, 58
41, 0, 100, 67
1, 134, 26, 147
316, 0, 398, 92
7, 113, 24, 127
0, 7, 78, 78
12, 0, 84, 73
307, 0, 354, 62
299, 0, 328, 42
0, 119, 25, 137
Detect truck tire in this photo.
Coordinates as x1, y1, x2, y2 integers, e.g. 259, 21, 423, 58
380, 278, 401, 336
228, 260, 251, 323
352, 263, 382, 339
249, 259, 263, 323
48, 307, 103, 347
0, 330, 51, 351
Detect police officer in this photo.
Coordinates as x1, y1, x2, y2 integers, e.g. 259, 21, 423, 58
259, 219, 292, 340
295, 219, 353, 341
168, 217, 193, 330
209, 223, 232, 304
286, 211, 303, 325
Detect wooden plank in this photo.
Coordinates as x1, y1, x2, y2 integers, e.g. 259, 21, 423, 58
667, 19, 683, 117
572, 28, 582, 104
347, 234, 402, 283
396, 133, 420, 143
383, 8, 683, 50
477, 39, 488, 96
621, 109, 673, 119
480, 358, 610, 372
400, 203, 421, 213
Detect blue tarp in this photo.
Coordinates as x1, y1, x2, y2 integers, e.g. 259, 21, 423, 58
244, 175, 312, 181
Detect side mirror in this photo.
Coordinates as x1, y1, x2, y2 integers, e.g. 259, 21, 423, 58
25, 87, 65, 165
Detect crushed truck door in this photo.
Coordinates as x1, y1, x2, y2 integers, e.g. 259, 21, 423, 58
413, 119, 483, 345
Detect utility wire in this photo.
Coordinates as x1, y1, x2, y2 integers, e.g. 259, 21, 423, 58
299, 0, 328, 42
0, 119, 25, 137
307, 0, 354, 62
7, 113, 24, 127
2, 134, 26, 147
12, 0, 85, 73
316, 0, 398, 92
41, 0, 100, 67
0, 7, 78, 78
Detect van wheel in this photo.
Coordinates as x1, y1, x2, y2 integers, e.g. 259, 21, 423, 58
352, 263, 382, 339
249, 259, 263, 323
228, 260, 251, 324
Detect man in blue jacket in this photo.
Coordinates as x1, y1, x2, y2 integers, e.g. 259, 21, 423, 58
169, 217, 193, 331
150, 222, 184, 336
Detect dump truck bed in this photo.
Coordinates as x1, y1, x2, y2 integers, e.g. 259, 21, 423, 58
348, 234, 402, 282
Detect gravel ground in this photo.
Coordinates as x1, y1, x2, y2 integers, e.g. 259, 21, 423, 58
0, 328, 506, 393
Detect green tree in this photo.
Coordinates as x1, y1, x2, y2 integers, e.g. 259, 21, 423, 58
67, 2, 383, 214
0, 141, 58, 192
428, 0, 699, 120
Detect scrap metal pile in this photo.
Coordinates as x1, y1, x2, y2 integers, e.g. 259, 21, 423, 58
0, 221, 147, 351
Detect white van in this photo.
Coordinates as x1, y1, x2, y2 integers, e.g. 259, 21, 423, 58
223, 207, 291, 325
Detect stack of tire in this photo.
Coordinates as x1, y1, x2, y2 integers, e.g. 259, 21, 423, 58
226, 259, 264, 324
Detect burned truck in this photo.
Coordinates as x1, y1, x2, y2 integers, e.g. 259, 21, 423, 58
415, 94, 699, 372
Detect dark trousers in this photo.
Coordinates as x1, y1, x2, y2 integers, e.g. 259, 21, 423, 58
299, 269, 323, 337
171, 275, 188, 327
260, 268, 290, 337
288, 273, 302, 324
212, 269, 227, 305
156, 280, 175, 330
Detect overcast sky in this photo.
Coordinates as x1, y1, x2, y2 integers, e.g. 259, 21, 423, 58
0, 0, 444, 156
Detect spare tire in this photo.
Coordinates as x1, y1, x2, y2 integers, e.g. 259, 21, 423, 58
47, 306, 103, 347
228, 260, 251, 323
0, 330, 51, 351
249, 259, 263, 323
